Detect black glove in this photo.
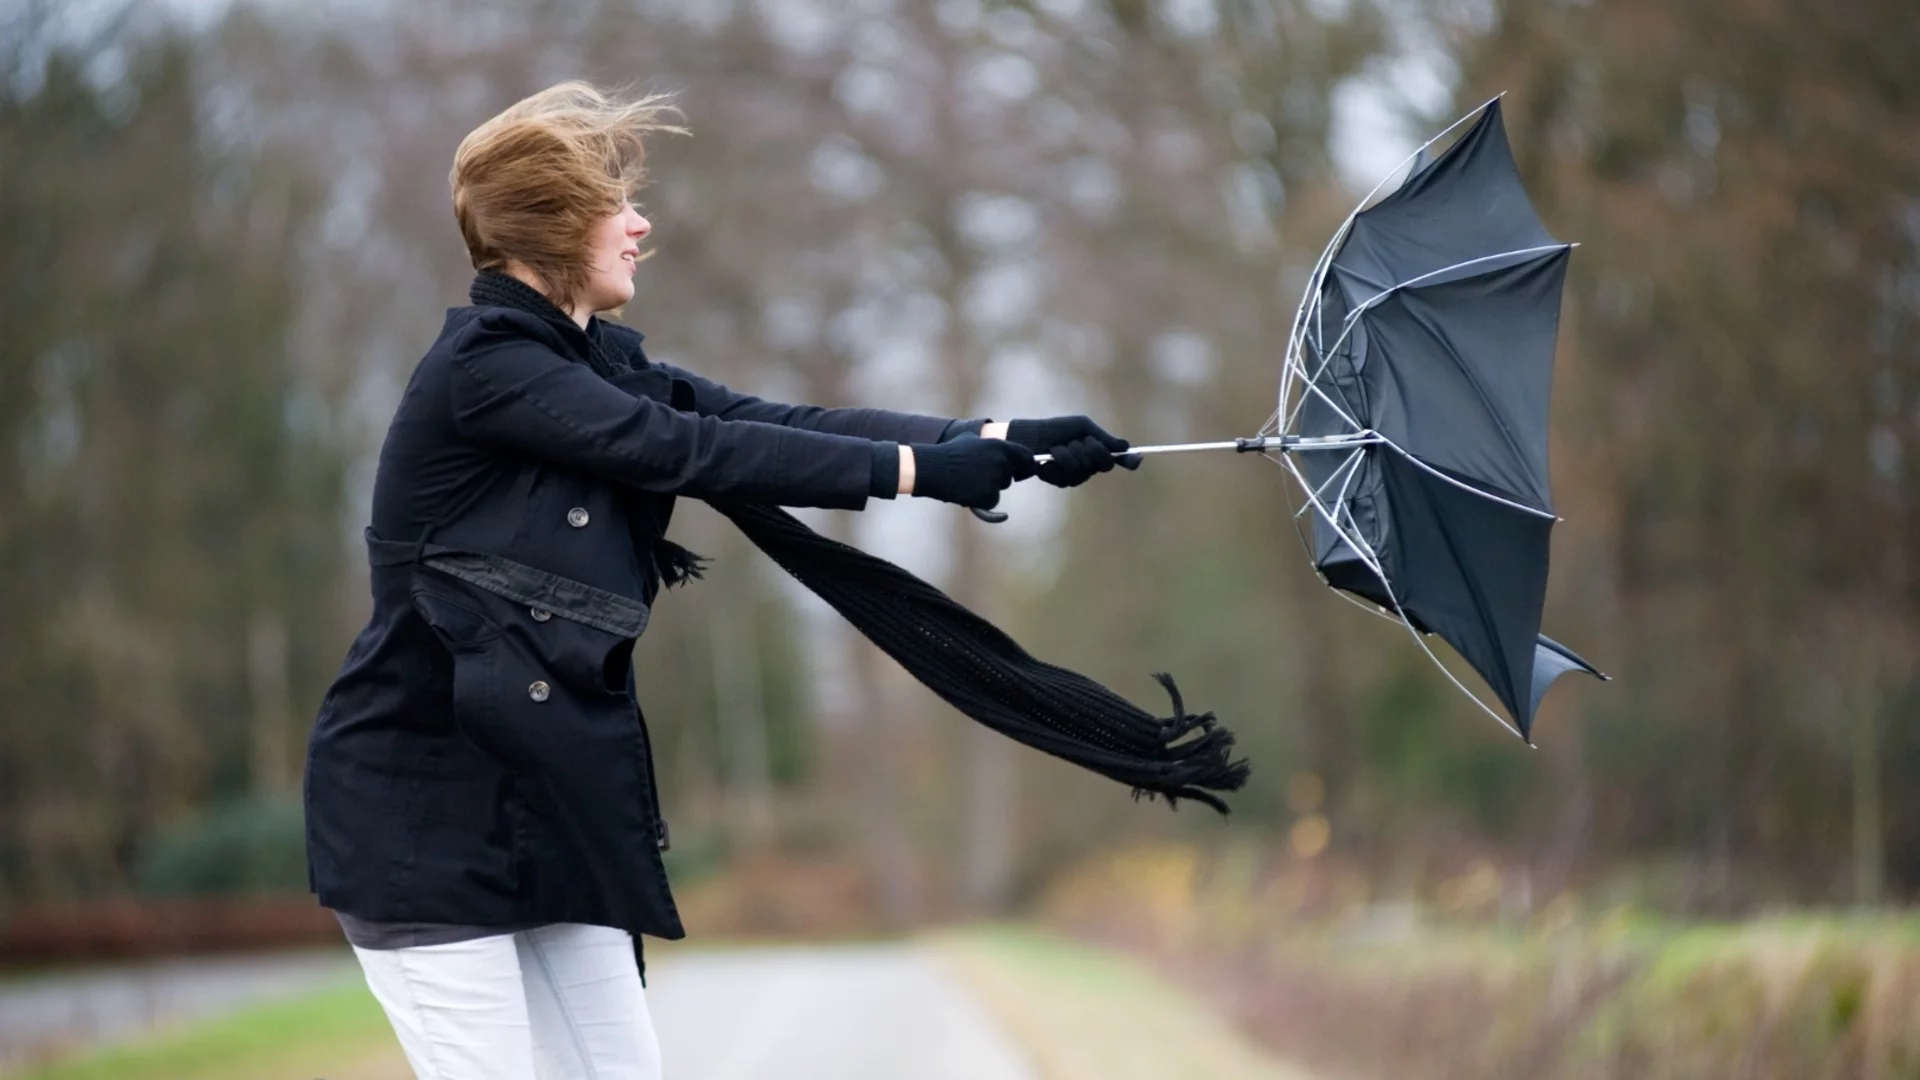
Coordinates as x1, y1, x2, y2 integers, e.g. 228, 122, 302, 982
1004, 415, 1143, 488
909, 436, 1038, 509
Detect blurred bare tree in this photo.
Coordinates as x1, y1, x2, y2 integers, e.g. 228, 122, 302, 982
0, 6, 346, 901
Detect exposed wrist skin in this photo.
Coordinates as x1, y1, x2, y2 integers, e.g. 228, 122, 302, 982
981, 421, 1009, 440
898, 444, 916, 495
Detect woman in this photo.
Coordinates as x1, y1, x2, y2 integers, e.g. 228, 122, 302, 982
303, 82, 1136, 1079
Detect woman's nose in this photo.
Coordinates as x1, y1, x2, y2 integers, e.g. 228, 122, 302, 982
630, 212, 651, 239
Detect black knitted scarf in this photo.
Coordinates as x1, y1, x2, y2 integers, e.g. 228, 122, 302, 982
468, 272, 1250, 812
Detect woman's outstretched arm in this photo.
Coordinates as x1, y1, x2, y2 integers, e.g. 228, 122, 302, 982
452, 312, 886, 509
655, 361, 975, 445
450, 311, 1034, 509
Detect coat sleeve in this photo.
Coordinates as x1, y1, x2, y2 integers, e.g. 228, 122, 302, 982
656, 362, 965, 444
449, 314, 880, 510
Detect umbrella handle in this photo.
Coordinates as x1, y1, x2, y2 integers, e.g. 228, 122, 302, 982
970, 507, 1009, 524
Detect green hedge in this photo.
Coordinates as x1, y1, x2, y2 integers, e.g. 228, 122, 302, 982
133, 797, 308, 896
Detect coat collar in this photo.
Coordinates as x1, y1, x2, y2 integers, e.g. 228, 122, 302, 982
468, 270, 639, 378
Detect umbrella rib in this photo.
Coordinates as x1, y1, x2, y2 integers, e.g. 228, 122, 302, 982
1282, 305, 1373, 438
1332, 449, 1368, 521
1377, 439, 1556, 521
1291, 287, 1358, 424
1325, 580, 1411, 624
1281, 92, 1509, 420
1396, 286, 1551, 505
1282, 350, 1370, 435
1293, 446, 1368, 519
1274, 452, 1393, 626
1282, 325, 1365, 435
1280, 454, 1389, 583
1344, 90, 1509, 223
1285, 224, 1353, 419
1392, 598, 1527, 740
1398, 455, 1536, 739
1286, 278, 1364, 432
1349, 244, 1572, 311
1281, 245, 1571, 436
1275, 452, 1331, 591
1289, 92, 1507, 333
1283, 456, 1524, 739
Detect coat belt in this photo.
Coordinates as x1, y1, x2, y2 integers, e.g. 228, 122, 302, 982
365, 530, 651, 639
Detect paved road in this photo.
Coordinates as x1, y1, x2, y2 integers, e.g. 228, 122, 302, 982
649, 943, 1035, 1080
0, 948, 360, 1067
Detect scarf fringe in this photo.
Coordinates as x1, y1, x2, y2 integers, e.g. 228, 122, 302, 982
653, 541, 709, 590
1125, 672, 1250, 814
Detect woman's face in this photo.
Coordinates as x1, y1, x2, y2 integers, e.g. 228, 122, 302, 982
579, 201, 651, 314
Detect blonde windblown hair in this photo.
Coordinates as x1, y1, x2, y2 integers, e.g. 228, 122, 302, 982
451, 82, 684, 312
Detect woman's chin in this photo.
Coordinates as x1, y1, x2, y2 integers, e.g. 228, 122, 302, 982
594, 284, 636, 314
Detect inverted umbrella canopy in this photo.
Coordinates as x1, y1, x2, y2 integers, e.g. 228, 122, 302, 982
995, 95, 1602, 740
1278, 97, 1605, 740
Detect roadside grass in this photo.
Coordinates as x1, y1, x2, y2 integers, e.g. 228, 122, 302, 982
6, 979, 405, 1080
1039, 843, 1920, 1080
935, 923, 1322, 1080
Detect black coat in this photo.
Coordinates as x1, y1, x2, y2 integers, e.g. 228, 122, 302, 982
303, 294, 953, 942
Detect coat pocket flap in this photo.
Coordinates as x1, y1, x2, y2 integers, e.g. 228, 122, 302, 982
409, 572, 502, 649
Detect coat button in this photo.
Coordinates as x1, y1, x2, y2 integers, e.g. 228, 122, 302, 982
528, 680, 551, 703
567, 507, 590, 528
529, 607, 552, 622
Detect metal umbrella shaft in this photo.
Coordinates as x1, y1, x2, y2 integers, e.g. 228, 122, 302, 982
971, 433, 1382, 522
1030, 433, 1381, 465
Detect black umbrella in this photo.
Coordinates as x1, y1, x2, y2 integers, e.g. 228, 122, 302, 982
1285, 97, 1607, 740
1018, 97, 1605, 740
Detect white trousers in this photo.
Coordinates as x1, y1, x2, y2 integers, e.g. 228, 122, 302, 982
352, 922, 662, 1080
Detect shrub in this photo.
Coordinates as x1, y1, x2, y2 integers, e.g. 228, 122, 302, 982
133, 797, 308, 896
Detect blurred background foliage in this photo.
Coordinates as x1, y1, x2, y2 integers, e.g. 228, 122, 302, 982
0, 0, 1915, 939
